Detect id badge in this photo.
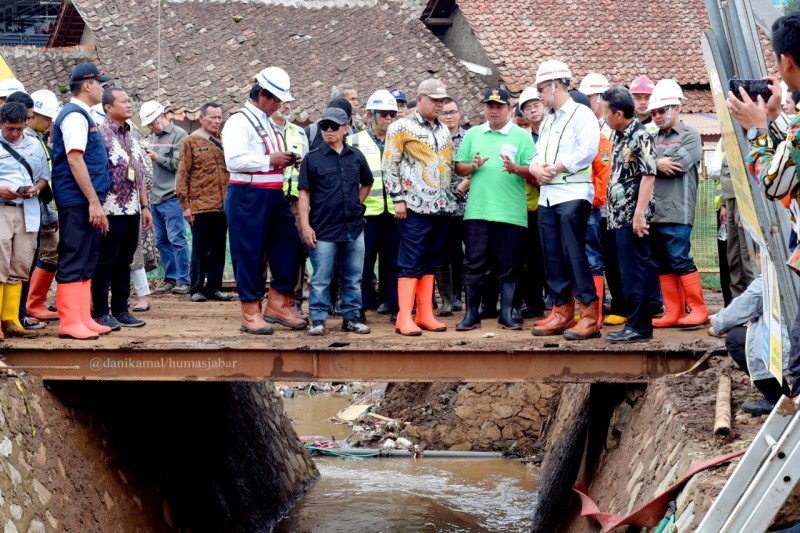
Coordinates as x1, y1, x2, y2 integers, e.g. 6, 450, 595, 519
127, 166, 136, 182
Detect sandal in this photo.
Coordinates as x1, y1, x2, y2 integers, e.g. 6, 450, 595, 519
132, 302, 151, 312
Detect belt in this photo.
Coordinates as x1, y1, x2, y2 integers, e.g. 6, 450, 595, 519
1, 202, 23, 208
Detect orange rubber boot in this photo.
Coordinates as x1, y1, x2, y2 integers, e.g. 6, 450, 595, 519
594, 275, 605, 327
80, 280, 112, 334
415, 274, 447, 332
395, 277, 422, 336
534, 307, 556, 327
57, 283, 99, 340
652, 274, 685, 328
676, 272, 709, 327
26, 267, 59, 321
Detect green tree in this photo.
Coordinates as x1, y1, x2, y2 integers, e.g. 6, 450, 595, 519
787, 0, 800, 14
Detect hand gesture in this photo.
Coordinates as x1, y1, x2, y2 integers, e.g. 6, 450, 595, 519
270, 151, 294, 168
500, 154, 517, 174
472, 152, 489, 170
657, 158, 683, 176
0, 187, 20, 200
726, 87, 768, 130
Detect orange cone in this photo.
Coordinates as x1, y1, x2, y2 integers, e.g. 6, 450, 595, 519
415, 274, 447, 332
395, 277, 422, 336
57, 283, 98, 340
676, 272, 709, 327
26, 267, 59, 321
652, 274, 685, 328
80, 280, 112, 335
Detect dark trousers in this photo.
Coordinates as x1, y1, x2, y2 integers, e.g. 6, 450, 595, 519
725, 198, 755, 299
190, 211, 228, 295
225, 185, 300, 301
56, 204, 101, 283
613, 227, 656, 336
601, 216, 626, 316
361, 212, 399, 311
521, 210, 546, 313
462, 219, 525, 287
444, 215, 465, 300
717, 208, 733, 306
538, 199, 597, 305
726, 326, 790, 404
396, 211, 450, 279
92, 214, 140, 316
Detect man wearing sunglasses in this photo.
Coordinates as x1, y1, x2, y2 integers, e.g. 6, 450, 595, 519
646, 79, 707, 329
299, 107, 373, 335
348, 90, 400, 323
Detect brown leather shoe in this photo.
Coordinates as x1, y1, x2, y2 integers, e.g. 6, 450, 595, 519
264, 290, 307, 330
531, 302, 576, 336
564, 301, 602, 340
240, 301, 274, 335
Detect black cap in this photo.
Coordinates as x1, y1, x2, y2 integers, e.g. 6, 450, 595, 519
319, 107, 349, 126
327, 97, 352, 119
482, 88, 511, 105
70, 62, 112, 84
569, 89, 591, 108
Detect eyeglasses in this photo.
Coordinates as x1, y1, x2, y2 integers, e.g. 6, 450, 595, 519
650, 107, 669, 116
377, 110, 397, 118
440, 110, 459, 117
319, 122, 341, 132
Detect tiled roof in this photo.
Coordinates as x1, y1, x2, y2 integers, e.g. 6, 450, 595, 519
0, 44, 98, 104
63, 0, 485, 123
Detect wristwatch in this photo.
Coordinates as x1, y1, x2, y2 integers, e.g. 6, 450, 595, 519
141, 204, 151, 210
746, 127, 767, 142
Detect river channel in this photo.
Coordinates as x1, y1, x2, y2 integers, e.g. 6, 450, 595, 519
276, 391, 539, 532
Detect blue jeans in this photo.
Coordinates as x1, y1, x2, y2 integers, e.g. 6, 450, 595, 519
151, 196, 190, 285
649, 223, 696, 276
309, 232, 365, 323
586, 207, 604, 276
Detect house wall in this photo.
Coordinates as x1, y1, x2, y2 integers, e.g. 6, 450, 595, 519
431, 9, 500, 90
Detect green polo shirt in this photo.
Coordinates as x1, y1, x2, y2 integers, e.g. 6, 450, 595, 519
456, 120, 535, 228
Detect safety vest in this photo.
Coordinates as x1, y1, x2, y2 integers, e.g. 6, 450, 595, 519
538, 105, 592, 185
347, 130, 394, 216
281, 122, 308, 197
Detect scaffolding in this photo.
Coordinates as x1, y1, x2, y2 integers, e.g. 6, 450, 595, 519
0, 0, 60, 46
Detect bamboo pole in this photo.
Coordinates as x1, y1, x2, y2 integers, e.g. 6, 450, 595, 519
714, 374, 732, 437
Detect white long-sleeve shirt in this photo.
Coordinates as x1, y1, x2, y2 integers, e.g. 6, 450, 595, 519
532, 98, 600, 207
221, 100, 284, 187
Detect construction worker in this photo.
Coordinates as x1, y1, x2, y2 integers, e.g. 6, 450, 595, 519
348, 90, 399, 321
221, 66, 307, 335
51, 62, 113, 340
383, 78, 456, 336
454, 88, 536, 331
648, 79, 708, 328
0, 78, 25, 106
0, 102, 50, 340
602, 86, 657, 343
580, 73, 613, 137
630, 76, 659, 135
390, 88, 408, 116
24, 89, 60, 324
528, 60, 601, 340
140, 100, 190, 295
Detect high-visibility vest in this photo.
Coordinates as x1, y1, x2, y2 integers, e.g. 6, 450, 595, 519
347, 130, 394, 216
538, 105, 592, 185
281, 122, 308, 197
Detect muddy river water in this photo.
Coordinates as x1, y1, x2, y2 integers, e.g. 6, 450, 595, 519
276, 392, 539, 532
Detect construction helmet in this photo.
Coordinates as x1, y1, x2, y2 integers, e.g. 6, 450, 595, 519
366, 89, 398, 111
579, 73, 610, 96
518, 86, 540, 108
629, 75, 655, 96
139, 100, 165, 126
30, 89, 60, 119
255, 66, 294, 102
91, 103, 107, 124
534, 60, 572, 86
647, 79, 685, 111
0, 78, 25, 99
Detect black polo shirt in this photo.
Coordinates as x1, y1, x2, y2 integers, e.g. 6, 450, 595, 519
298, 142, 373, 242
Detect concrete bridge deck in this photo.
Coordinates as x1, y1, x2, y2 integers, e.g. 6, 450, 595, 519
0, 296, 724, 382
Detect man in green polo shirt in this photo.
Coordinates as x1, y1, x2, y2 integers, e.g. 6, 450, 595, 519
454, 88, 536, 331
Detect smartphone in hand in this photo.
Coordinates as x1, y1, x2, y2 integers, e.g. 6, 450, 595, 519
729, 79, 773, 103
16, 185, 31, 194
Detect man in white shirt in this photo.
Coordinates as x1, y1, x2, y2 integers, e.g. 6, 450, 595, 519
529, 60, 601, 340
221, 66, 307, 335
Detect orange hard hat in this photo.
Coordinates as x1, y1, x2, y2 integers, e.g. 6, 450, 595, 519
630, 75, 655, 96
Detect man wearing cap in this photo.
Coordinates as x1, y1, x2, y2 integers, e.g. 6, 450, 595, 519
630, 76, 659, 136
454, 88, 536, 331
221, 66, 307, 335
390, 88, 408, 117
306, 98, 352, 153
348, 90, 399, 321
0, 78, 25, 107
383, 78, 457, 336
140, 100, 189, 295
299, 108, 373, 335
528, 60, 601, 340
51, 62, 113, 340
647, 79, 707, 328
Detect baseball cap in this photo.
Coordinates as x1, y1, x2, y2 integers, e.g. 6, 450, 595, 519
389, 88, 407, 103
417, 79, 448, 100
70, 62, 112, 84
482, 88, 511, 105
319, 107, 349, 126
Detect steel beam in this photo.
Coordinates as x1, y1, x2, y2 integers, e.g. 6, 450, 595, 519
1, 346, 713, 383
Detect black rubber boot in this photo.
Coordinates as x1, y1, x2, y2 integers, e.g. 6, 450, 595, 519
498, 282, 522, 330
456, 286, 482, 331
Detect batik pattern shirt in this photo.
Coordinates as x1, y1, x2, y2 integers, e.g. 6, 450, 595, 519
98, 119, 146, 216
608, 120, 657, 229
747, 112, 800, 196
383, 112, 456, 215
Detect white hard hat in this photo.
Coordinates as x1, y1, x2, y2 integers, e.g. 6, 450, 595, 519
579, 72, 610, 96
534, 60, 572, 86
365, 89, 398, 111
647, 79, 685, 111
0, 78, 25, 99
518, 86, 540, 108
255, 66, 293, 102
139, 100, 165, 126
30, 89, 60, 119
91, 103, 106, 124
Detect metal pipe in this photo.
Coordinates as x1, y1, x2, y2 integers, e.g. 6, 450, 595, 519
316, 446, 505, 459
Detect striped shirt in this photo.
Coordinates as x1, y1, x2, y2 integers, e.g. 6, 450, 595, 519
221, 101, 286, 189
